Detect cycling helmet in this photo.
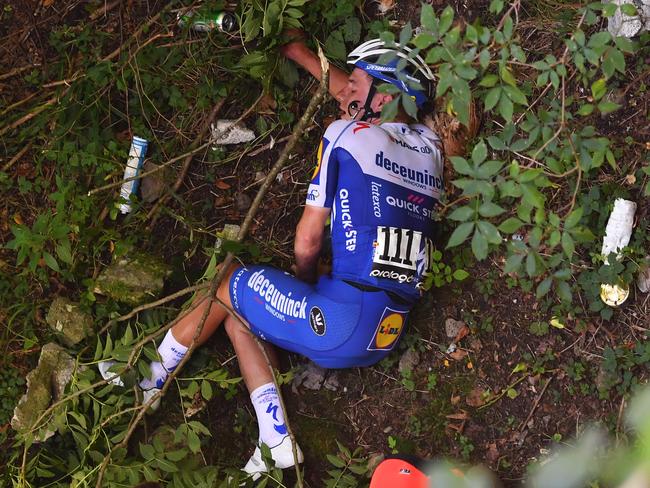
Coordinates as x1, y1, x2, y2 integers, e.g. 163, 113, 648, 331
347, 38, 435, 108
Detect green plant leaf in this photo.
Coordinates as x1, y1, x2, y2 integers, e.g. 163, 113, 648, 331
477, 220, 502, 244
448, 205, 475, 221
453, 269, 470, 280
472, 141, 488, 165
499, 217, 523, 233
564, 207, 583, 229
420, 3, 436, 31
471, 228, 489, 260
479, 202, 505, 218
504, 253, 524, 273
43, 252, 60, 272
520, 183, 545, 208
536, 277, 552, 298
484, 87, 501, 111
439, 6, 454, 35
591, 78, 607, 101
447, 222, 475, 248
561, 231, 575, 257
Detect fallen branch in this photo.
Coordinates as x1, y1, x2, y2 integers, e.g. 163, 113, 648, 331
98, 281, 210, 335
0, 64, 41, 81
0, 96, 58, 137
518, 374, 554, 431
146, 98, 227, 225
146, 91, 265, 227
2, 142, 33, 172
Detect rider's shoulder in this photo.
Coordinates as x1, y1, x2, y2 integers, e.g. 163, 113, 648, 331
323, 119, 383, 145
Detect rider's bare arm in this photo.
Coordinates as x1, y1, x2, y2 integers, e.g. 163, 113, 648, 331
294, 205, 329, 283
280, 30, 349, 102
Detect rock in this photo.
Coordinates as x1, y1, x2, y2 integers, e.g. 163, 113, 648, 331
637, 256, 650, 293
234, 192, 251, 212
12, 343, 76, 441
607, 0, 650, 38
445, 318, 466, 339
215, 224, 241, 253
94, 252, 172, 306
45, 297, 94, 346
292, 362, 339, 392
140, 160, 169, 203
398, 348, 420, 374
211, 120, 255, 145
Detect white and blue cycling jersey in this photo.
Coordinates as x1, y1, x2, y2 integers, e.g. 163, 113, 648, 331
229, 119, 443, 368
307, 120, 443, 303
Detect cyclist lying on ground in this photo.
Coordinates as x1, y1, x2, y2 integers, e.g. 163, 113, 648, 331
101, 34, 451, 481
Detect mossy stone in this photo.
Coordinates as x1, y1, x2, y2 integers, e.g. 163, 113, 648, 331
11, 343, 75, 441
45, 297, 94, 346
94, 252, 172, 306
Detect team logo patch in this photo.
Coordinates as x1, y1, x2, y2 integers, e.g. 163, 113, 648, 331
311, 140, 324, 180
367, 308, 408, 351
309, 306, 326, 336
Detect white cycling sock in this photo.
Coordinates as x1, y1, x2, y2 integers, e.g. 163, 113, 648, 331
140, 330, 188, 390
250, 383, 287, 448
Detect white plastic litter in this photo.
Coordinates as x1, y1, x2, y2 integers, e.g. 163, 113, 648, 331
638, 257, 650, 293
210, 120, 255, 146
607, 0, 650, 38
601, 198, 637, 263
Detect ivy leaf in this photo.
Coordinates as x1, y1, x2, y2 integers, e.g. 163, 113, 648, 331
471, 228, 489, 260
577, 104, 594, 116
597, 101, 620, 114
479, 74, 499, 87
447, 222, 475, 248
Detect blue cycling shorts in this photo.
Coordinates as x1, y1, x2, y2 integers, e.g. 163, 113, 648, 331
229, 265, 411, 368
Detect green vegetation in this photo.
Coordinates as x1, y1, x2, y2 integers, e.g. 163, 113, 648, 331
1, 0, 649, 486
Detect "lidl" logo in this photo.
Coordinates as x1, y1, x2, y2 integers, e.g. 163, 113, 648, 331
367, 308, 408, 351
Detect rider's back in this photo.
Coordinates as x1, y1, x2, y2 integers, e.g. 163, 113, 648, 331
307, 119, 444, 302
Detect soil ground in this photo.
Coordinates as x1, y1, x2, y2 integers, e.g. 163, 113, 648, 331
1, 1, 649, 487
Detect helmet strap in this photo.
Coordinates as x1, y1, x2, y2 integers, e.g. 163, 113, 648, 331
359, 79, 381, 122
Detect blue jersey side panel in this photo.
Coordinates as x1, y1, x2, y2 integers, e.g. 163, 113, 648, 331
306, 120, 443, 302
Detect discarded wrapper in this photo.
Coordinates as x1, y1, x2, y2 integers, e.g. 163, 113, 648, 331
119, 136, 148, 214
211, 120, 255, 146
600, 282, 630, 307
600, 198, 636, 306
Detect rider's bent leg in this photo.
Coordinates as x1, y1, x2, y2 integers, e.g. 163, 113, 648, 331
140, 264, 240, 389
